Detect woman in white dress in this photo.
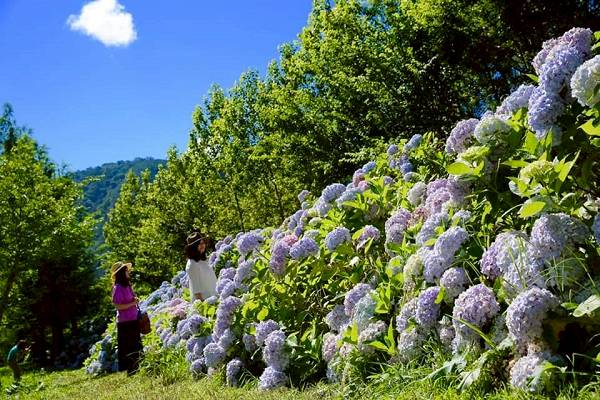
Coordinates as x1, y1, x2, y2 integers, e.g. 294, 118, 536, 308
184, 232, 217, 300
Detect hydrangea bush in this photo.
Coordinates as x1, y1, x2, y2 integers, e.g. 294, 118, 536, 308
86, 28, 600, 395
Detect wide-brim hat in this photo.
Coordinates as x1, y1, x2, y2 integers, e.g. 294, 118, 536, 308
185, 232, 206, 251
111, 261, 132, 277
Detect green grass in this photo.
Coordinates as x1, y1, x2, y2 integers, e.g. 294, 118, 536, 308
0, 366, 599, 400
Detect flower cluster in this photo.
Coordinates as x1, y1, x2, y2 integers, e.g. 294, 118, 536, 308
325, 226, 351, 251
446, 119, 479, 154
506, 288, 559, 353
452, 284, 500, 353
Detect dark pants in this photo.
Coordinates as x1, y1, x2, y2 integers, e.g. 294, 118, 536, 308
117, 320, 142, 374
8, 360, 21, 382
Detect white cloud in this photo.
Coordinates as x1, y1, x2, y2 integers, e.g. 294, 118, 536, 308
67, 0, 137, 47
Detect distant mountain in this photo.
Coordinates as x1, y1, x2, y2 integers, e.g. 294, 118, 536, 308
72, 157, 165, 244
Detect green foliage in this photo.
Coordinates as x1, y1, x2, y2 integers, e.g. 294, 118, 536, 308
0, 107, 101, 367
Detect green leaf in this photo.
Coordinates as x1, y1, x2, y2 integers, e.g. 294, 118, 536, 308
573, 294, 600, 318
526, 73, 539, 84
257, 307, 269, 321
368, 340, 389, 352
502, 159, 529, 168
435, 286, 445, 304
580, 118, 600, 136
447, 162, 474, 176
519, 200, 546, 218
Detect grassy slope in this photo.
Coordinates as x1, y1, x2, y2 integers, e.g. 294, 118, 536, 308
1, 367, 599, 400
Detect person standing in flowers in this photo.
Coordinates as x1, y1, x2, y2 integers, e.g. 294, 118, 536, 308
6, 340, 29, 383
185, 232, 217, 300
111, 261, 142, 375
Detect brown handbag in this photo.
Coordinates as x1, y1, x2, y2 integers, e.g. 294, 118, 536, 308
138, 308, 151, 335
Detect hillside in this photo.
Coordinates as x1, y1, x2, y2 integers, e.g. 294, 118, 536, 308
71, 157, 165, 243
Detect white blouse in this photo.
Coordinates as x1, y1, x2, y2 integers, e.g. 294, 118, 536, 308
185, 258, 218, 299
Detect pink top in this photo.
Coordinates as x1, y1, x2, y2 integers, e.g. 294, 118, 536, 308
112, 284, 138, 322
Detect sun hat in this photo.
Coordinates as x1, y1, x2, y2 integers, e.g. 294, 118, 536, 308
185, 232, 206, 250
111, 261, 132, 278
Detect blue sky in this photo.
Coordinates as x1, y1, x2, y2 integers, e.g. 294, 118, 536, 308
0, 1, 312, 171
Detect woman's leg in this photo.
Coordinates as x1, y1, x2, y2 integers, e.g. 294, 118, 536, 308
9, 361, 21, 382
117, 322, 131, 372
119, 320, 141, 374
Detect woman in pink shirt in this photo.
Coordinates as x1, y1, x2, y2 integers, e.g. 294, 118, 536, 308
111, 261, 142, 375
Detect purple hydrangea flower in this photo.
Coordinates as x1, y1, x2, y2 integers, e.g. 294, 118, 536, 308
529, 213, 588, 262
362, 161, 376, 173
203, 343, 226, 368
387, 144, 399, 156
383, 176, 394, 186
385, 209, 411, 247
356, 225, 381, 249
397, 328, 425, 363
258, 366, 287, 390
527, 88, 565, 141
321, 183, 347, 203
434, 226, 468, 262
234, 259, 255, 286
289, 237, 319, 260
325, 227, 351, 251
344, 283, 372, 317
297, 190, 310, 203
415, 287, 441, 329
336, 188, 360, 206
237, 232, 264, 256
226, 358, 243, 387
352, 169, 365, 187
404, 134, 423, 152
452, 284, 500, 353
396, 298, 418, 333
496, 85, 536, 120
506, 287, 559, 353
446, 119, 479, 154
440, 267, 469, 301
322, 333, 339, 362
358, 321, 387, 354
255, 320, 280, 347
190, 358, 205, 376
325, 305, 350, 333
243, 333, 257, 352
353, 292, 377, 331
263, 330, 289, 371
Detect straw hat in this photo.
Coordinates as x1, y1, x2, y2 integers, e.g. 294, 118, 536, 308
111, 261, 132, 278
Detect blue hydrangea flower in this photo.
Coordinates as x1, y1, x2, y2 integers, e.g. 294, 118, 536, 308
362, 161, 376, 173
353, 292, 377, 331
510, 352, 550, 392
262, 330, 289, 371
322, 333, 339, 362
415, 287, 441, 329
321, 183, 347, 203
506, 287, 559, 353
203, 343, 226, 368
289, 237, 319, 260
404, 134, 423, 152
236, 232, 264, 256
358, 321, 387, 354
397, 328, 425, 363
496, 85, 536, 120
243, 333, 257, 352
384, 209, 411, 247
255, 320, 280, 347
258, 366, 287, 390
344, 283, 372, 317
529, 213, 588, 262
325, 305, 350, 333
440, 267, 469, 302
452, 284, 499, 353
356, 225, 380, 249
387, 144, 398, 156
297, 190, 310, 203
446, 119, 479, 154
226, 358, 243, 387
396, 298, 418, 333
325, 226, 351, 251
593, 214, 600, 245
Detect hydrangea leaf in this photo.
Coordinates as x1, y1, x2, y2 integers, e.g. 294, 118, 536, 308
573, 294, 600, 317
518, 200, 546, 218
